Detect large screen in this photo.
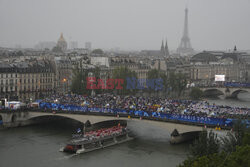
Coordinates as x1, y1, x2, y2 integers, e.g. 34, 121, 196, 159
215, 75, 225, 81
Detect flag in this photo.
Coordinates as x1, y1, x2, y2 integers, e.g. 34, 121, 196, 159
77, 128, 81, 133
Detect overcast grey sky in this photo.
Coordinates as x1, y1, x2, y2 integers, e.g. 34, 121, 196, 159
0, 0, 250, 51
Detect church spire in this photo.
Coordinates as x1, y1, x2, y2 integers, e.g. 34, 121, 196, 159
165, 38, 169, 56
234, 45, 237, 52
161, 40, 164, 52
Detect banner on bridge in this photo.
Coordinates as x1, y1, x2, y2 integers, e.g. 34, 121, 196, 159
39, 102, 245, 127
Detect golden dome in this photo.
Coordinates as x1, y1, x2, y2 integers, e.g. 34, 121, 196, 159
58, 33, 66, 42
56, 33, 67, 51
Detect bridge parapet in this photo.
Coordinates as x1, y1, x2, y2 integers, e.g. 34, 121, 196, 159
1, 110, 229, 134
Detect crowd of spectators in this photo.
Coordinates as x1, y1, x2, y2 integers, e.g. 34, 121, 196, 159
41, 93, 250, 119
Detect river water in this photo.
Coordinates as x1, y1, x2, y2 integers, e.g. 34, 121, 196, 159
0, 92, 249, 167
0, 121, 189, 167
206, 92, 250, 108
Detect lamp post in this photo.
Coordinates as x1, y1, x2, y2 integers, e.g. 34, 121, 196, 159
63, 78, 67, 94
88, 72, 95, 97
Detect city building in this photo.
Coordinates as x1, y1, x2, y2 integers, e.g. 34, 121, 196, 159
110, 58, 150, 79
54, 56, 72, 93
34, 41, 56, 50
190, 50, 250, 86
141, 40, 169, 58
91, 57, 110, 67
69, 41, 78, 50
85, 42, 92, 51
0, 60, 55, 102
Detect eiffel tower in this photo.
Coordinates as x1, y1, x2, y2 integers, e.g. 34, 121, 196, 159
177, 8, 194, 55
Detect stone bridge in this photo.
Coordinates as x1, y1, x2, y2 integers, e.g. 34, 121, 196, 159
0, 111, 204, 134
200, 87, 250, 98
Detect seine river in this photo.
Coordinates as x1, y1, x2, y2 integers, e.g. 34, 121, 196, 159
0, 92, 249, 167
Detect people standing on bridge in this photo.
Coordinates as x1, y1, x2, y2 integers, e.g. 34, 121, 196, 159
39, 93, 250, 120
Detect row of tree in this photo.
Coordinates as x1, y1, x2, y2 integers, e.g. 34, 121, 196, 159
179, 120, 250, 167
71, 66, 188, 96
71, 66, 101, 95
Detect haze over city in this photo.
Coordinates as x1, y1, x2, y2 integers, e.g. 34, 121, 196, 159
1, 0, 250, 51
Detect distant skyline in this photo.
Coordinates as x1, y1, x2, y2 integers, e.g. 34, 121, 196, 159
0, 0, 250, 51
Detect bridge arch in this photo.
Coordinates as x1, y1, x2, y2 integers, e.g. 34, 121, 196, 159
91, 119, 127, 130
28, 115, 84, 125
231, 89, 249, 98
28, 114, 128, 132
203, 89, 224, 97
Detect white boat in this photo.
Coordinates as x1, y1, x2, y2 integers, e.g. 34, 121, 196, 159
60, 126, 133, 154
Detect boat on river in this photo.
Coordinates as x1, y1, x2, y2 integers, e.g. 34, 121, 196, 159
60, 125, 133, 154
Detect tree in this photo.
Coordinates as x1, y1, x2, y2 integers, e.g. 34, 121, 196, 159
71, 69, 85, 94
91, 49, 104, 55
189, 87, 203, 100
167, 72, 187, 97
147, 69, 167, 93
71, 67, 89, 95
190, 130, 220, 157
16, 50, 24, 56
223, 145, 250, 167
221, 132, 238, 153
179, 120, 250, 167
178, 153, 226, 167
71, 65, 101, 95
221, 119, 249, 153
180, 119, 250, 167
52, 46, 63, 52
179, 145, 250, 167
242, 133, 250, 146
112, 66, 137, 95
